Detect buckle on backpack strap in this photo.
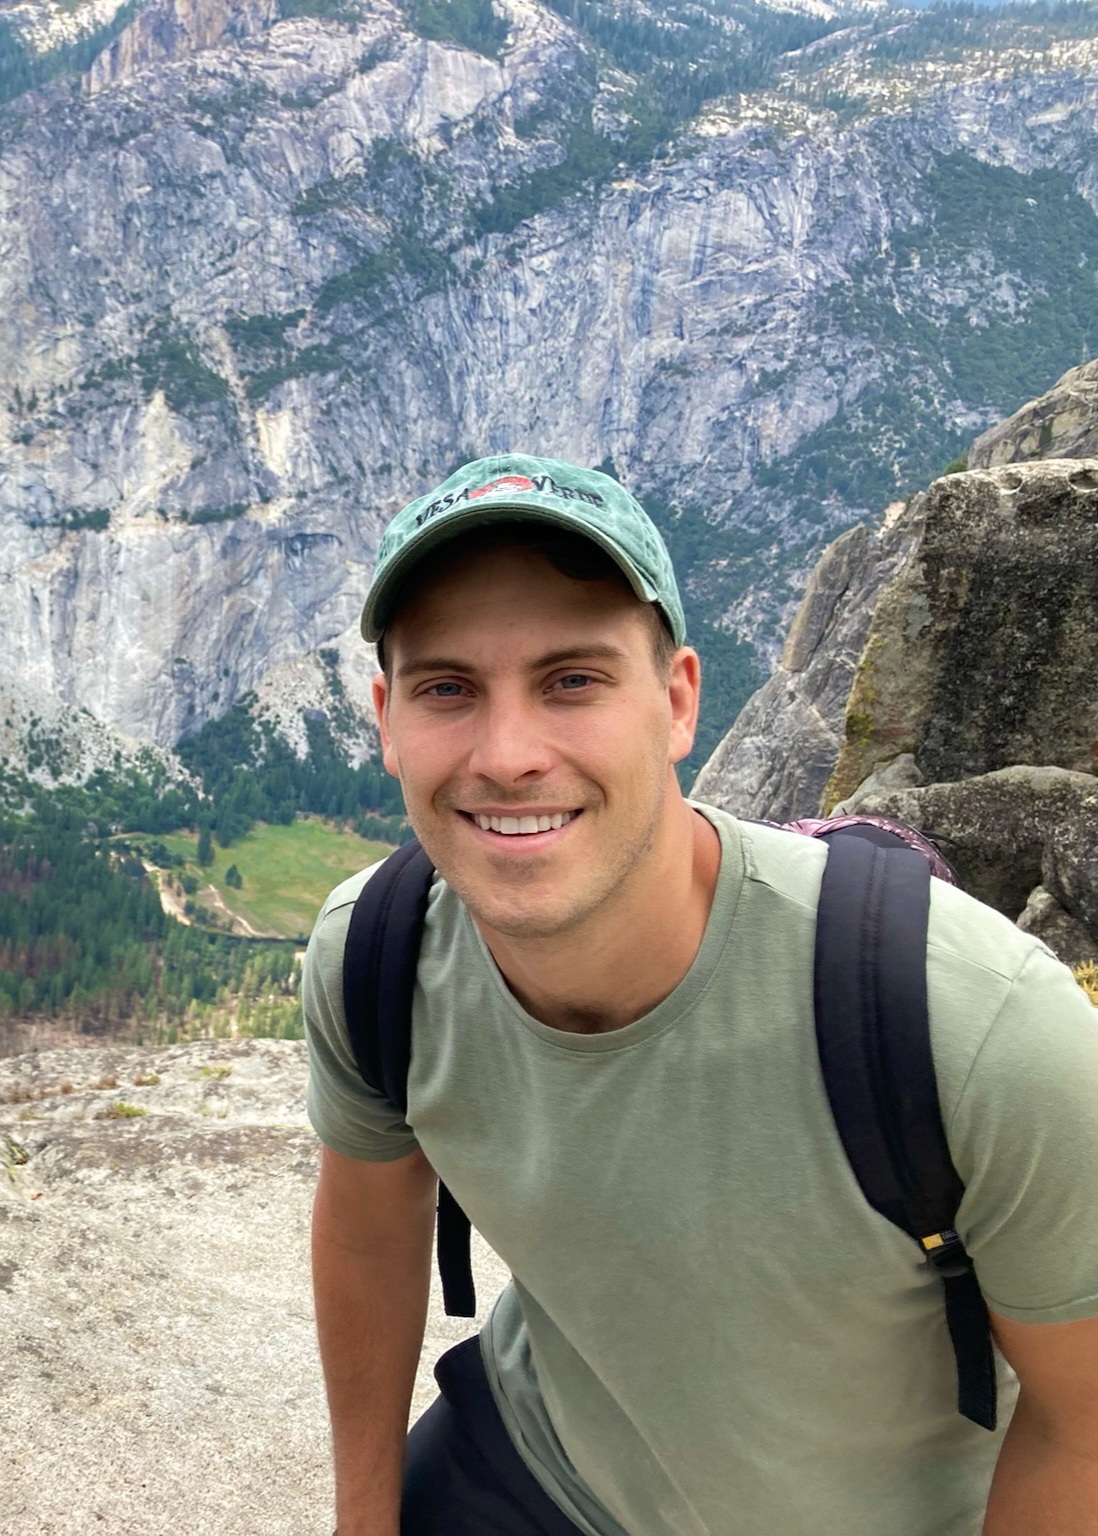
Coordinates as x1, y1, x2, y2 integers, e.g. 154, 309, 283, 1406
920, 1229, 973, 1280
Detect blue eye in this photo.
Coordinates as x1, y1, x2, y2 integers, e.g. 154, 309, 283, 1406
428, 682, 465, 697
558, 674, 591, 690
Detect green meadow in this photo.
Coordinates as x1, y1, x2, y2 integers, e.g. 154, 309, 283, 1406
157, 818, 393, 939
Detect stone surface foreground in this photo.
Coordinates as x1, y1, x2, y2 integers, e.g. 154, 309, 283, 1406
0, 1036, 508, 1536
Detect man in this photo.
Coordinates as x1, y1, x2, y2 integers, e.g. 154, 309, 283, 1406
304, 453, 1098, 1536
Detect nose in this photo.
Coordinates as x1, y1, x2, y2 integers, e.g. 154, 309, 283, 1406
466, 691, 555, 786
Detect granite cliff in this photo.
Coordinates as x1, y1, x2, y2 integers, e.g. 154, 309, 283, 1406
692, 359, 1098, 967
3, 0, 1098, 770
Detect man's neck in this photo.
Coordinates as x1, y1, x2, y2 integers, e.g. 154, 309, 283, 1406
477, 804, 722, 1034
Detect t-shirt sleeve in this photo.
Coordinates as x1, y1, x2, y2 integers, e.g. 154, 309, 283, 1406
303, 871, 422, 1163
949, 944, 1098, 1323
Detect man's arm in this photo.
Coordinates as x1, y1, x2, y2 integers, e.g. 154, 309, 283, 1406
312, 1142, 438, 1536
983, 1311, 1098, 1535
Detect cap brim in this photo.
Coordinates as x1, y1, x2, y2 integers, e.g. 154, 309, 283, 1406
360, 501, 659, 642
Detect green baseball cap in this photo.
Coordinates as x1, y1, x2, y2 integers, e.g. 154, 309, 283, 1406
360, 453, 686, 646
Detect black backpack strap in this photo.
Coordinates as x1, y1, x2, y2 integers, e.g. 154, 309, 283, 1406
343, 839, 434, 1110
814, 832, 997, 1431
342, 840, 477, 1318
437, 1183, 477, 1316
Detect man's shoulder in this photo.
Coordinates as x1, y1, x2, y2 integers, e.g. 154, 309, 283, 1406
719, 810, 1064, 1031
320, 857, 389, 915
725, 807, 1051, 986
730, 814, 1083, 1136
926, 874, 1050, 989
720, 811, 830, 911
307, 856, 392, 962
308, 850, 452, 960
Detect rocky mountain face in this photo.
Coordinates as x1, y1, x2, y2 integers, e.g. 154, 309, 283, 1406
692, 359, 1098, 968
3, 0, 1098, 773
688, 513, 908, 824
969, 357, 1098, 469
0, 671, 188, 795
1, 1035, 508, 1535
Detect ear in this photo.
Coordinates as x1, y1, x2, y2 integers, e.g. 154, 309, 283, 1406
667, 647, 701, 766
371, 671, 401, 778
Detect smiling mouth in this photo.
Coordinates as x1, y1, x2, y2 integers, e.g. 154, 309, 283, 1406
463, 810, 580, 836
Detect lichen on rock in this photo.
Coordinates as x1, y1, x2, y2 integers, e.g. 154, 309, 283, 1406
823, 461, 1098, 808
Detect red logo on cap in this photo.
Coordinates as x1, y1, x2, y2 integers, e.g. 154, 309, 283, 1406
468, 476, 535, 499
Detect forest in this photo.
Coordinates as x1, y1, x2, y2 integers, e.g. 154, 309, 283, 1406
0, 694, 414, 1043
175, 696, 410, 850
0, 802, 299, 1042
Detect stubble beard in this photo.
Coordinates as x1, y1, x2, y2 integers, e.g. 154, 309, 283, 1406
417, 775, 670, 943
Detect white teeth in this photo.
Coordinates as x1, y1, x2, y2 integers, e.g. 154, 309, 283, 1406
472, 811, 577, 835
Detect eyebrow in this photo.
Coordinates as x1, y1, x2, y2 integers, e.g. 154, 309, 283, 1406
394, 643, 630, 682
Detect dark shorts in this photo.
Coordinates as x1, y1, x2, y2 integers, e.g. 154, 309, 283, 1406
401, 1338, 588, 1536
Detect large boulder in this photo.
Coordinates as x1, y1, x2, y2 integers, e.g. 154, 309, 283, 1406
691, 517, 914, 819
835, 764, 1098, 925
823, 460, 1098, 808
1045, 816, 1098, 936
970, 359, 1098, 468
694, 458, 1098, 822
1016, 888, 1098, 972
694, 369, 1098, 970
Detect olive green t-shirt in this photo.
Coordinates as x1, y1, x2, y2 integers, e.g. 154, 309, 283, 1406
304, 808, 1098, 1536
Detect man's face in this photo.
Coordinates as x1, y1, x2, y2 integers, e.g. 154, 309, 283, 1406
373, 543, 698, 942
